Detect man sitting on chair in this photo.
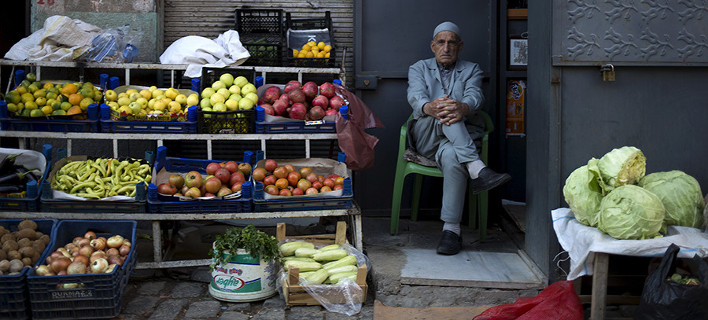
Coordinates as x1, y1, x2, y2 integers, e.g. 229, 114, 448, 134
407, 21, 511, 255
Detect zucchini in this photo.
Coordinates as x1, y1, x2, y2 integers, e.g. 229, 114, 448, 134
313, 249, 348, 261
284, 260, 322, 272
326, 271, 358, 284
294, 247, 319, 258
322, 255, 357, 271
279, 241, 315, 256
303, 268, 329, 284
336, 274, 359, 284
283, 256, 317, 263
318, 244, 341, 251
326, 265, 358, 275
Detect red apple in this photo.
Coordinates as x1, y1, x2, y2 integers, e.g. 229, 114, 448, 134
287, 171, 301, 187
306, 172, 318, 183
292, 187, 304, 196
206, 162, 221, 175
184, 171, 203, 188
229, 171, 246, 186
204, 176, 222, 194
231, 182, 242, 193
217, 186, 232, 197
323, 178, 335, 189
273, 166, 288, 179
238, 163, 252, 177
263, 175, 277, 186
158, 183, 177, 195
215, 168, 231, 184
264, 159, 277, 172
223, 161, 239, 174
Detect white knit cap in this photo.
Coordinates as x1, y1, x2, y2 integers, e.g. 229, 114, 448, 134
433, 21, 460, 38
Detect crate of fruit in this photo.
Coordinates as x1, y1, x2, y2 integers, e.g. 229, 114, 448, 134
100, 104, 198, 133
254, 82, 346, 134
27, 220, 137, 319
0, 145, 52, 212
277, 221, 368, 307
1, 79, 103, 132
235, 9, 285, 67
252, 154, 353, 212
284, 11, 336, 68
147, 146, 254, 213
0, 219, 56, 320
198, 70, 259, 134
40, 154, 151, 213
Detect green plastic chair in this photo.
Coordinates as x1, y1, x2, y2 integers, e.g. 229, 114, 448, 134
390, 111, 493, 240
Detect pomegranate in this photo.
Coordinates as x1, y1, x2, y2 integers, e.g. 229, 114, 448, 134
262, 86, 282, 104
263, 175, 277, 186
264, 159, 278, 172
305, 187, 319, 195
279, 189, 292, 196
261, 104, 275, 115
284, 80, 301, 94
229, 171, 246, 186
302, 81, 319, 101
158, 183, 177, 195
288, 88, 307, 104
329, 95, 345, 111
319, 82, 336, 98
289, 103, 308, 120
272, 100, 289, 116
273, 166, 288, 179
287, 171, 301, 186
204, 176, 222, 194
325, 108, 338, 117
292, 187, 304, 196
278, 94, 291, 105
309, 106, 325, 120
312, 95, 329, 109
215, 168, 231, 184
252, 168, 267, 181
223, 161, 239, 174
205, 162, 221, 175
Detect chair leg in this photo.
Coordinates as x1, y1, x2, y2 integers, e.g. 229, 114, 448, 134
468, 185, 478, 229
478, 190, 489, 241
411, 174, 423, 221
390, 167, 408, 235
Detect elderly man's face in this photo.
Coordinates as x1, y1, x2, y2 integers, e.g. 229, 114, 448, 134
431, 31, 462, 67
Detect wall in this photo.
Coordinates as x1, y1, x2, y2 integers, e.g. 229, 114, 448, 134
31, 0, 159, 62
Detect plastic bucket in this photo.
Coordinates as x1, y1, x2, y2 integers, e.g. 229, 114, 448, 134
208, 248, 278, 302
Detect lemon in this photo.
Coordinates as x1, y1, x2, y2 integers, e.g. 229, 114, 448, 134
41, 105, 52, 115
317, 42, 325, 50
307, 41, 316, 47
317, 51, 326, 58
61, 101, 72, 111
293, 49, 299, 57
149, 85, 158, 92
6, 103, 18, 113
302, 44, 311, 52
324, 45, 332, 53
306, 51, 314, 58
25, 101, 37, 110
35, 97, 47, 106
21, 93, 34, 103
30, 109, 44, 117
325, 52, 331, 58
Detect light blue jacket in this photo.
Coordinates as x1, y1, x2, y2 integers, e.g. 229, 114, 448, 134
407, 58, 485, 120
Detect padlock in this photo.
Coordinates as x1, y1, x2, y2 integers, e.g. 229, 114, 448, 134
601, 64, 615, 82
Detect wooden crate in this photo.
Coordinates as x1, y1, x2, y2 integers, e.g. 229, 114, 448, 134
277, 221, 368, 307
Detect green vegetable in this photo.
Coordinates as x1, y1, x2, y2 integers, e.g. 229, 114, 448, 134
563, 158, 604, 226
326, 271, 358, 284
597, 146, 646, 194
597, 185, 665, 239
294, 247, 318, 258
283, 256, 317, 263
279, 241, 315, 256
303, 268, 329, 284
318, 244, 341, 251
284, 260, 322, 272
322, 255, 357, 271
210, 225, 281, 270
312, 249, 348, 261
326, 264, 358, 275
638, 170, 705, 228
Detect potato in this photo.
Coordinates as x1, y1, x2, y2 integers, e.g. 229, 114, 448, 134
18, 220, 37, 231
16, 228, 37, 241
18, 238, 31, 248
1, 233, 14, 243
8, 250, 21, 261
0, 226, 8, 237
31, 251, 41, 265
2, 240, 19, 252
32, 241, 45, 255
19, 246, 35, 259
39, 234, 50, 245
9, 259, 24, 273
21, 257, 32, 266
0, 259, 9, 272
0, 250, 6, 261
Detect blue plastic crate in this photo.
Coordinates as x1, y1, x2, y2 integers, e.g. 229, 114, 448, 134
0, 144, 52, 212
147, 146, 255, 213
99, 104, 198, 133
0, 219, 58, 320
252, 152, 353, 212
0, 102, 100, 132
27, 220, 137, 320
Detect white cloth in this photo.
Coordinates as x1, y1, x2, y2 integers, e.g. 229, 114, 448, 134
159, 30, 250, 78
5, 15, 101, 61
551, 207, 708, 280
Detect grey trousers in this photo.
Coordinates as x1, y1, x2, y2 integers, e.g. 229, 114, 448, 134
409, 116, 484, 223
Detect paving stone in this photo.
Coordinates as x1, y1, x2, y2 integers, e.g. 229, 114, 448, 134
325, 310, 360, 320
218, 311, 252, 320
170, 281, 205, 298
190, 267, 212, 283
138, 281, 167, 295
226, 302, 252, 311
262, 296, 286, 309
124, 295, 161, 315
184, 300, 223, 318
148, 299, 188, 320
252, 307, 285, 319
286, 305, 323, 320
359, 304, 374, 320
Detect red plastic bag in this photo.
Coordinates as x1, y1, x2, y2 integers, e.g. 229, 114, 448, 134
473, 281, 584, 320
334, 84, 384, 170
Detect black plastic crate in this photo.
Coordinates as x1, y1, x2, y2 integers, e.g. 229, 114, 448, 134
198, 108, 255, 134
235, 9, 284, 35
235, 9, 285, 67
0, 144, 52, 212
200, 67, 257, 93
284, 11, 337, 68
27, 220, 137, 320
0, 219, 57, 320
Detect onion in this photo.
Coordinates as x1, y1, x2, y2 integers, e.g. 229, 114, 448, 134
67, 261, 87, 275
122, 240, 131, 247
91, 258, 108, 273
78, 245, 94, 258
50, 257, 71, 273
57, 270, 67, 275
90, 251, 107, 263
72, 237, 83, 246
106, 248, 119, 257
57, 248, 71, 259
35, 265, 52, 276
65, 243, 77, 251
84, 231, 97, 240
119, 244, 131, 257
73, 255, 89, 266
106, 235, 124, 248
77, 238, 90, 247
105, 264, 117, 274
90, 238, 106, 250
107, 255, 123, 266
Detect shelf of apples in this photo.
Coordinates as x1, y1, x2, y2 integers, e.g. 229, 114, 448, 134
255, 159, 344, 197
103, 86, 198, 120
257, 80, 345, 121
199, 74, 258, 116
156, 160, 253, 199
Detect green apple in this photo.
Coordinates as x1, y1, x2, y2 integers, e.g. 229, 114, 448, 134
219, 73, 234, 87
187, 94, 199, 107
201, 87, 215, 99
234, 76, 248, 88
210, 92, 226, 106
238, 98, 255, 110
225, 99, 239, 111
129, 101, 142, 114
241, 83, 257, 96
212, 102, 227, 112
228, 85, 241, 96
175, 94, 188, 106
200, 98, 212, 109
228, 94, 241, 102
217, 88, 231, 101
244, 92, 259, 105
211, 80, 226, 91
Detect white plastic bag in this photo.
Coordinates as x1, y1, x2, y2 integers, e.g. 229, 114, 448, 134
4, 15, 101, 61
160, 30, 250, 78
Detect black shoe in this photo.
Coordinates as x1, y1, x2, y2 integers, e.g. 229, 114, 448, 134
469, 167, 511, 194
436, 230, 462, 255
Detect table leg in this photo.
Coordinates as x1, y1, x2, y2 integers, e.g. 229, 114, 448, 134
351, 214, 363, 252
152, 221, 162, 263
591, 252, 609, 320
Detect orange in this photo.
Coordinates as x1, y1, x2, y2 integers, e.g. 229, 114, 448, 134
66, 105, 82, 115
61, 83, 78, 95
68, 93, 83, 106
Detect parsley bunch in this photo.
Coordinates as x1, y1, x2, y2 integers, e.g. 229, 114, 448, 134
210, 225, 282, 269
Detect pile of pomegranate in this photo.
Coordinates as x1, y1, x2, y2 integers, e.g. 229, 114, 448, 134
34, 231, 131, 278
258, 81, 345, 121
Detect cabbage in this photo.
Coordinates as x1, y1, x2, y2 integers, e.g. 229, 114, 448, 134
597, 185, 665, 239
563, 158, 603, 226
597, 146, 646, 194
638, 170, 705, 228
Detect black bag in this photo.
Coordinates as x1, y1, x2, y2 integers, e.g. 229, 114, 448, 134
634, 244, 708, 320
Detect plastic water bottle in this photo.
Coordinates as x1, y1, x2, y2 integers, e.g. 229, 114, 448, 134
123, 44, 138, 63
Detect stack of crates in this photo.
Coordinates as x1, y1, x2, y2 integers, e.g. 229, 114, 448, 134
235, 9, 285, 67
284, 11, 337, 68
